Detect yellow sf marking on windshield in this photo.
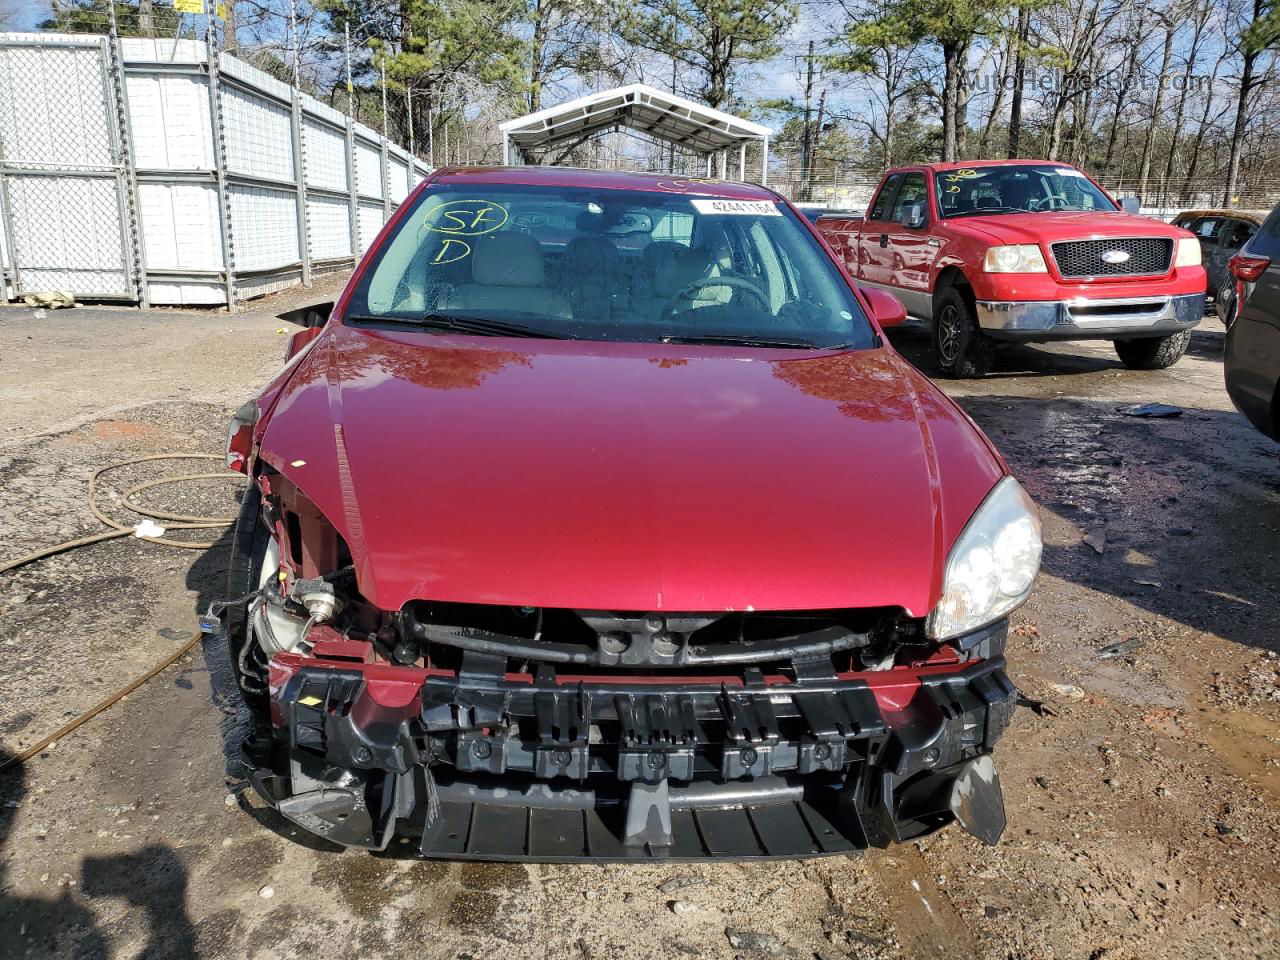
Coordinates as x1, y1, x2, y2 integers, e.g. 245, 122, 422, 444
423, 199, 510, 236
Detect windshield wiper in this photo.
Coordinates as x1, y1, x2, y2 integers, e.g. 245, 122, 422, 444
949, 206, 1026, 218
660, 332, 818, 349
348, 313, 563, 339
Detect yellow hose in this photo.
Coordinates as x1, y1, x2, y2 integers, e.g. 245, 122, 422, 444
1, 453, 242, 576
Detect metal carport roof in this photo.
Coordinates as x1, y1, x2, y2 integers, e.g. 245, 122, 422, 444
499, 84, 771, 183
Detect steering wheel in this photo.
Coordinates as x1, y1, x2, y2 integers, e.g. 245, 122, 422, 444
659, 275, 770, 322
1031, 194, 1069, 211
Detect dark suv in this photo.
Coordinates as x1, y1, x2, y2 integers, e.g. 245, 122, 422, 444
1224, 202, 1280, 440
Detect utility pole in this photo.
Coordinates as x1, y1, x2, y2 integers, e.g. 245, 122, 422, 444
287, 0, 299, 87
1006, 4, 1029, 158
343, 23, 355, 118
406, 86, 415, 161
801, 40, 815, 200
812, 87, 826, 197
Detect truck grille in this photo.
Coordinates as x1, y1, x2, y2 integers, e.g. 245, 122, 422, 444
1051, 238, 1173, 278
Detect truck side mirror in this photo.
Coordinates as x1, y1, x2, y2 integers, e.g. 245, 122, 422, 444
901, 203, 927, 229
1119, 197, 1141, 215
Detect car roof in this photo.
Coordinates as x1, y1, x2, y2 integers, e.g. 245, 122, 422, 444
1171, 209, 1265, 225
426, 165, 779, 201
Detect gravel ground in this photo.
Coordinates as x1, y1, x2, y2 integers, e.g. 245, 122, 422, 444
0, 286, 1277, 960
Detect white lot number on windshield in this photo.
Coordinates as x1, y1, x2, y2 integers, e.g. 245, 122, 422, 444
691, 198, 782, 217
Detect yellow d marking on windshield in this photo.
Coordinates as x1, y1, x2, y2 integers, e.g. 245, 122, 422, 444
423, 199, 510, 236
432, 237, 472, 264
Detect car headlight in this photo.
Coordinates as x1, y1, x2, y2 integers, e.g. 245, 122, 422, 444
926, 477, 1042, 640
1174, 237, 1201, 268
983, 244, 1048, 273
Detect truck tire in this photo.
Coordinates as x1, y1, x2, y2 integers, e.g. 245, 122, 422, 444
1113, 330, 1191, 370
932, 287, 996, 378
226, 484, 272, 727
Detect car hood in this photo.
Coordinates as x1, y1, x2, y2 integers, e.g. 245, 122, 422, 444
951, 210, 1184, 245
258, 323, 1004, 614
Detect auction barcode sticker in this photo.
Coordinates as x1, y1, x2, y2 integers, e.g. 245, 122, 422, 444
691, 198, 782, 216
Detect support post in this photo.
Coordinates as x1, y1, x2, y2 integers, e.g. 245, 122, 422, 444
108, 33, 150, 307
291, 92, 311, 286
380, 136, 391, 220
207, 21, 236, 311
761, 137, 769, 186
502, 131, 509, 165
0, 166, 18, 301
345, 119, 360, 260
739, 142, 747, 182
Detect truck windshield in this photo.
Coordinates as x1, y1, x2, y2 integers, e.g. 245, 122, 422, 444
344, 183, 876, 350
935, 165, 1119, 218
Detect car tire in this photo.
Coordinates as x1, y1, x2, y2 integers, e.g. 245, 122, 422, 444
226, 484, 272, 727
1113, 330, 1192, 370
1215, 280, 1237, 329
932, 287, 996, 378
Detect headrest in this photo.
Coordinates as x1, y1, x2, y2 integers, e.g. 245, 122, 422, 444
472, 232, 546, 286
564, 235, 619, 270
642, 240, 686, 266
651, 244, 711, 298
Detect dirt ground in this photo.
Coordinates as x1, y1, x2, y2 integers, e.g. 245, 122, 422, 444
0, 280, 1277, 960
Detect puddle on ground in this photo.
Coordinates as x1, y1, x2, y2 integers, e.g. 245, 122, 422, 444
1195, 707, 1280, 806
866, 845, 980, 959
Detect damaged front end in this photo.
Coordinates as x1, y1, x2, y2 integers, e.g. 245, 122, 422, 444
213, 483, 1016, 860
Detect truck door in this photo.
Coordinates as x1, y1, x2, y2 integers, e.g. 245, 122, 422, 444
857, 173, 903, 287
881, 172, 935, 319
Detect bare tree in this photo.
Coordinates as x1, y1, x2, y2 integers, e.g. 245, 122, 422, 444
1136, 16, 1175, 200
1223, 0, 1277, 205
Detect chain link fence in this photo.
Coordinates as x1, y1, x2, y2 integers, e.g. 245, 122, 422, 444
0, 31, 431, 309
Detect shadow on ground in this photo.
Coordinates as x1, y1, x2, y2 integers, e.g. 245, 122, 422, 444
0, 751, 199, 958
959, 393, 1279, 653
886, 323, 1224, 378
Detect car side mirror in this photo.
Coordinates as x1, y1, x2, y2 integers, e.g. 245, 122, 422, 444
862, 287, 907, 327
1119, 197, 1141, 214
901, 203, 927, 229
277, 301, 334, 328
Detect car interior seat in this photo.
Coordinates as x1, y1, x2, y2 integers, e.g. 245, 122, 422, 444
624, 243, 715, 324
435, 231, 572, 320
557, 234, 622, 322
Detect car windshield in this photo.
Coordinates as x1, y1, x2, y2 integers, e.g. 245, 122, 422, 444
935, 165, 1119, 218
344, 182, 876, 350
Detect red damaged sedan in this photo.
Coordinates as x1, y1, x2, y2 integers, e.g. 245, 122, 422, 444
213, 167, 1041, 860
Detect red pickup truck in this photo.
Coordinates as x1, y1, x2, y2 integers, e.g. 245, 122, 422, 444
813, 161, 1207, 376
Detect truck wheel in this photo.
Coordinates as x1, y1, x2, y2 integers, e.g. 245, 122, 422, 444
226, 484, 272, 728
1113, 331, 1191, 370
932, 287, 996, 378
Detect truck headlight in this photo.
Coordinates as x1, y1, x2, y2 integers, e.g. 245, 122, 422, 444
1174, 237, 1201, 268
983, 244, 1048, 273
926, 477, 1042, 640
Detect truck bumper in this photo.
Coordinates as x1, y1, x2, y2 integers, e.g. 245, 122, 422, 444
975, 293, 1204, 341
243, 647, 1017, 861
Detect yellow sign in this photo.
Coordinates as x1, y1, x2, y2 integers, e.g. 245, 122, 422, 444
174, 0, 206, 13
215, 2, 227, 18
